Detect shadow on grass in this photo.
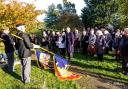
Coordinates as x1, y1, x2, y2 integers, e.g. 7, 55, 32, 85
74, 53, 117, 63
2, 65, 21, 81
71, 57, 128, 84
71, 60, 116, 73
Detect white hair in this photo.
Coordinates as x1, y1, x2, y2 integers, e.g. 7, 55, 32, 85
16, 25, 25, 32
104, 30, 109, 35
96, 30, 103, 36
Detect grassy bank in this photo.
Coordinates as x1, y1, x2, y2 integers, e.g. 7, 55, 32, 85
71, 53, 128, 84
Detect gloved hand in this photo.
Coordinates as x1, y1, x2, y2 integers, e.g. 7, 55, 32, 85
33, 44, 41, 49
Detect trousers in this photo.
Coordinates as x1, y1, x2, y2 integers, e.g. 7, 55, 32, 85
6, 52, 15, 72
21, 57, 31, 83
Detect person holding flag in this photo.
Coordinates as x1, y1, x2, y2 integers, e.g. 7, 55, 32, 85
15, 23, 40, 83
1, 27, 15, 72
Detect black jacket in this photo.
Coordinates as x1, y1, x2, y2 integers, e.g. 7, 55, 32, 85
120, 37, 128, 57
1, 33, 14, 53
81, 35, 89, 47
15, 31, 33, 58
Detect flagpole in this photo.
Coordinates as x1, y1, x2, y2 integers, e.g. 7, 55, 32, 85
11, 34, 55, 56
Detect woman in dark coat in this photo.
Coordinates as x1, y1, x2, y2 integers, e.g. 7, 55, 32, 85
81, 30, 89, 55
66, 27, 74, 61
96, 30, 106, 62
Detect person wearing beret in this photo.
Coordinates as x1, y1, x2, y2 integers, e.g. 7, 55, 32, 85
15, 23, 40, 83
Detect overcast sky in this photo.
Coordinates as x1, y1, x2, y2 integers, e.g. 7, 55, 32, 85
18, 0, 85, 21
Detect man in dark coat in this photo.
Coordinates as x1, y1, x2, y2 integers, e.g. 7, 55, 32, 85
120, 28, 128, 75
1, 27, 15, 72
40, 31, 49, 49
66, 27, 74, 61
15, 23, 40, 83
81, 30, 89, 55
50, 31, 57, 53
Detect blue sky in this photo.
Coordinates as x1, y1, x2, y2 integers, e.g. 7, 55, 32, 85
19, 0, 85, 21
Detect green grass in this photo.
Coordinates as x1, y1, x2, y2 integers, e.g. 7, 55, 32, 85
0, 64, 79, 89
0, 43, 80, 89
71, 53, 128, 83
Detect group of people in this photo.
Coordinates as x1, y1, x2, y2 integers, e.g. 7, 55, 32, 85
30, 27, 128, 75
1, 23, 128, 84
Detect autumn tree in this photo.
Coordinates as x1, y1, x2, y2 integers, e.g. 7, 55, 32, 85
0, 0, 43, 32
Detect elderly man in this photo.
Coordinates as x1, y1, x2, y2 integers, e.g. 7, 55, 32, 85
66, 27, 74, 61
104, 30, 112, 54
15, 23, 40, 83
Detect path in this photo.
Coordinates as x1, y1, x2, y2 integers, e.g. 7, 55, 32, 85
70, 66, 128, 89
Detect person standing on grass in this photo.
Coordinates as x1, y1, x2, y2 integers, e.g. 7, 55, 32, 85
88, 28, 96, 57
81, 30, 89, 55
104, 30, 112, 54
113, 31, 121, 62
57, 31, 66, 57
74, 28, 81, 53
120, 28, 128, 75
66, 27, 74, 61
1, 27, 15, 72
15, 23, 40, 83
40, 31, 49, 49
95, 30, 106, 62
50, 31, 57, 53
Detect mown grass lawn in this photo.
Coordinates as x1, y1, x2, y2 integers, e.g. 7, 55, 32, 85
0, 43, 80, 89
71, 53, 128, 84
0, 64, 80, 89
